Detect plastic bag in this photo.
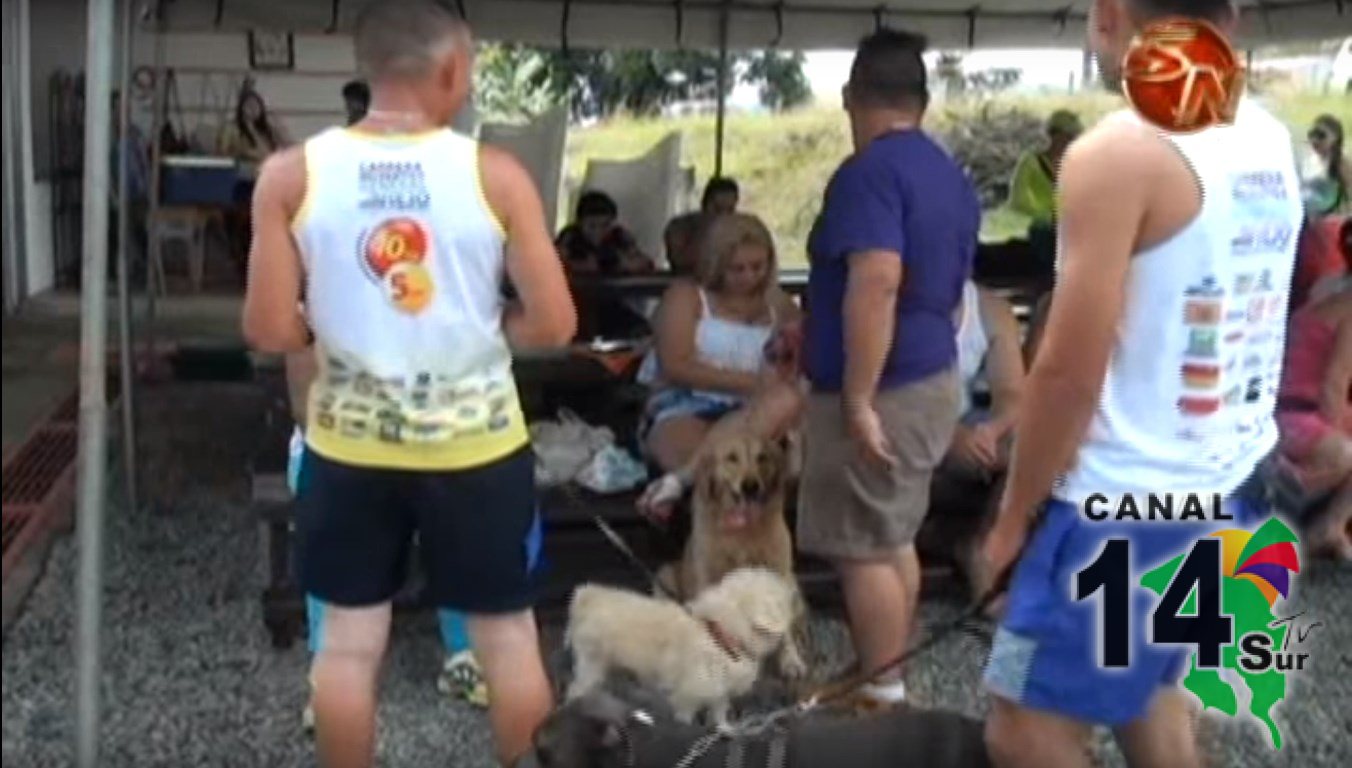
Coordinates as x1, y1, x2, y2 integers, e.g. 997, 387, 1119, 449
576, 444, 649, 494
531, 409, 616, 487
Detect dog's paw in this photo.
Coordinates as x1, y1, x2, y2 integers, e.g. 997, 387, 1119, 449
778, 647, 809, 681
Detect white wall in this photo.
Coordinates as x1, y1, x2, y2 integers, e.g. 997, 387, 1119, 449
26, 182, 55, 296
132, 31, 359, 148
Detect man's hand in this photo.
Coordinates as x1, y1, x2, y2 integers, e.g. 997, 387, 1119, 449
980, 498, 1035, 596
949, 424, 999, 474
845, 400, 898, 469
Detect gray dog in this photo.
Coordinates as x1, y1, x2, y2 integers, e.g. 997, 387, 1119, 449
518, 675, 992, 768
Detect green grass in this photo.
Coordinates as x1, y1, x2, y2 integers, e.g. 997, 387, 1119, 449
563, 89, 1349, 267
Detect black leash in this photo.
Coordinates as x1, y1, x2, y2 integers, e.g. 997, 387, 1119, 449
554, 482, 685, 603
561, 480, 1035, 749
592, 512, 684, 603
802, 561, 1015, 710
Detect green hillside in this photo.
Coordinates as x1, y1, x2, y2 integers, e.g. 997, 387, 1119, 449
562, 89, 1350, 266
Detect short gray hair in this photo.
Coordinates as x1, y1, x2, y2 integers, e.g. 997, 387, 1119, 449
353, 0, 468, 80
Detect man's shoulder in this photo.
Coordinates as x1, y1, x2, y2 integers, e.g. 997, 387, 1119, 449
257, 145, 307, 208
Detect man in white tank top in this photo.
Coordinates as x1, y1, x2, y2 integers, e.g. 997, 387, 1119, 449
979, 1, 1302, 766
241, 2, 576, 766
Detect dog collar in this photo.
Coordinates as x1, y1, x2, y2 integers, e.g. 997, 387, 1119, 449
702, 618, 748, 661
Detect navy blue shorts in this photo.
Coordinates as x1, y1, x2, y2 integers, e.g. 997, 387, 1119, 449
294, 446, 544, 613
983, 492, 1269, 725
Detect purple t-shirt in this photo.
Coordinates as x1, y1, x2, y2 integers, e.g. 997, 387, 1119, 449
805, 129, 980, 392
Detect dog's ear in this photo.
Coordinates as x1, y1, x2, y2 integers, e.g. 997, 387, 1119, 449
696, 451, 721, 504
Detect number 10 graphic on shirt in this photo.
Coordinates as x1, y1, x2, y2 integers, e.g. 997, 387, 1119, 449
360, 217, 434, 314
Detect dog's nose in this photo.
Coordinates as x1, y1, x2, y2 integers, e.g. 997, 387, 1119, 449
740, 479, 762, 498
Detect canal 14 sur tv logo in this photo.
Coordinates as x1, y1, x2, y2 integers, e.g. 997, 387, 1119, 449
1075, 515, 1315, 749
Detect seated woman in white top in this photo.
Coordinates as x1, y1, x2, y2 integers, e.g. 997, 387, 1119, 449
636, 213, 804, 517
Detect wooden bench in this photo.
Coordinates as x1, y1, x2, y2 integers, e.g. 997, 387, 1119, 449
250, 351, 960, 649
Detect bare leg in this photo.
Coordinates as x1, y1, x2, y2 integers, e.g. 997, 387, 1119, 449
1292, 434, 1352, 559
468, 611, 555, 767
1114, 689, 1202, 768
835, 545, 918, 688
645, 415, 714, 476
640, 382, 804, 518
309, 604, 392, 768
1311, 476, 1352, 560
985, 695, 1094, 768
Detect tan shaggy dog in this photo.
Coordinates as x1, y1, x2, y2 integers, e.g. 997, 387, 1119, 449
565, 567, 800, 726
657, 433, 807, 680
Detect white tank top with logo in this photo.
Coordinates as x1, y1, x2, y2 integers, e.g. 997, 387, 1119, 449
293, 127, 527, 470
1055, 100, 1303, 506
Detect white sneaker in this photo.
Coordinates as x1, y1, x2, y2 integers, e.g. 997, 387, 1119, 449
860, 679, 907, 706
437, 650, 490, 708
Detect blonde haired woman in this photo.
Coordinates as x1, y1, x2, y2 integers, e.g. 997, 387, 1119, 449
636, 213, 805, 517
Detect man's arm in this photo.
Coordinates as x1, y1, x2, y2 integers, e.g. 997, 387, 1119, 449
997, 125, 1147, 523
978, 289, 1026, 437
842, 251, 902, 411
241, 146, 309, 353
483, 145, 577, 348
284, 350, 318, 427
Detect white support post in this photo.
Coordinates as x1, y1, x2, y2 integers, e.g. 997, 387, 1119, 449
74, 0, 117, 764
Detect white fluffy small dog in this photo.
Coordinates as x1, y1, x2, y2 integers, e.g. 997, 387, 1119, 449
565, 567, 800, 726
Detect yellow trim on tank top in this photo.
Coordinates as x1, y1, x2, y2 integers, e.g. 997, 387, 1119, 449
289, 141, 317, 234
474, 147, 507, 239
304, 409, 530, 471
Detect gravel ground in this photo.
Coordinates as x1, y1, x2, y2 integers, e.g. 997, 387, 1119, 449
3, 382, 1349, 767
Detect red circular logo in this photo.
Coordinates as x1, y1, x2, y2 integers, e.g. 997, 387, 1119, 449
1123, 18, 1243, 133
364, 218, 428, 278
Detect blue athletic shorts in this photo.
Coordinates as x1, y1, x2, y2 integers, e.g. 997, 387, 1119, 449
288, 432, 486, 655
639, 388, 740, 445
983, 491, 1268, 725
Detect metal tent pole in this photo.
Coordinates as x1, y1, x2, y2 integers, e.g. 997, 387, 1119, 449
75, 0, 117, 764
145, 3, 166, 367
713, 1, 730, 178
116, 0, 139, 514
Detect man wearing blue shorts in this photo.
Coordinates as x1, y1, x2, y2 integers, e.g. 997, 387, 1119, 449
287, 424, 489, 727
243, 3, 575, 765
979, 0, 1302, 765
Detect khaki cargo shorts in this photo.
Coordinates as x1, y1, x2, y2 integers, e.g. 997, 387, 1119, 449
796, 367, 960, 560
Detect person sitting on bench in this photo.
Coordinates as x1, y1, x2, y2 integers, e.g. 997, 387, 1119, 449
922, 280, 1026, 604
1276, 239, 1351, 560
635, 213, 804, 519
664, 176, 740, 275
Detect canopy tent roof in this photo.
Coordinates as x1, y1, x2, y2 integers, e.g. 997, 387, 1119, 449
155, 0, 1348, 50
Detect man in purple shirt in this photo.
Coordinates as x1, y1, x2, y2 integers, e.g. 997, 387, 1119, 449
798, 28, 980, 706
